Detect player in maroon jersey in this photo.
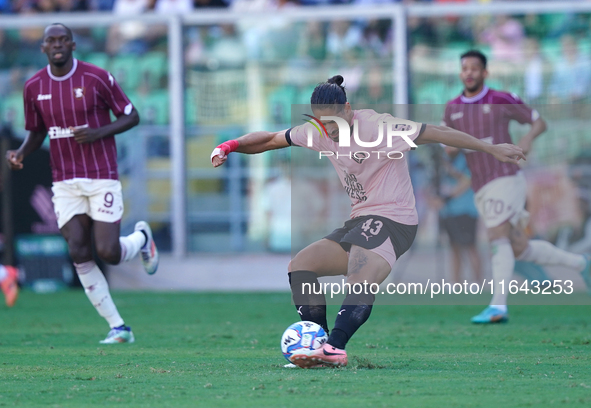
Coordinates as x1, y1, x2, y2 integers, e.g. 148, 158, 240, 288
5, 23, 160, 343
443, 50, 591, 323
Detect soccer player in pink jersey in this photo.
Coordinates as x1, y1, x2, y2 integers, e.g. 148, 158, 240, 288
5, 24, 160, 344
443, 50, 591, 324
211, 75, 525, 368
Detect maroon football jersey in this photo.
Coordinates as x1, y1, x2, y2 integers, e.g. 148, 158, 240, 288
443, 86, 537, 192
23, 59, 133, 182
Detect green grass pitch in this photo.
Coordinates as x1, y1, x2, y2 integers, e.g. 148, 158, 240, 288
1, 291, 591, 407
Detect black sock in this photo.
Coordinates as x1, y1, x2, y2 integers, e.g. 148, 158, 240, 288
288, 270, 329, 334
328, 292, 375, 349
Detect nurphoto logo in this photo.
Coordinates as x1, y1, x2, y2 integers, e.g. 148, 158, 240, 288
303, 115, 418, 161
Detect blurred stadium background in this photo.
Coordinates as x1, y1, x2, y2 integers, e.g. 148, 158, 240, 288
1, 0, 591, 292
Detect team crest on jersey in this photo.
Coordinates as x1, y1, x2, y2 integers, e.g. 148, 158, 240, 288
482, 104, 491, 114
73, 87, 85, 99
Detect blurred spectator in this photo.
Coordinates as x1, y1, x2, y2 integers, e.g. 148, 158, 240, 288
16, 0, 89, 12
113, 0, 148, 16
89, 0, 115, 10
298, 0, 330, 5
297, 21, 326, 61
0, 30, 15, 96
366, 64, 386, 103
185, 27, 207, 66
432, 148, 482, 284
549, 35, 591, 104
354, 63, 392, 105
523, 37, 544, 104
523, 14, 547, 40
235, 0, 299, 61
290, 175, 325, 253
479, 15, 524, 62
353, 0, 398, 5
232, 0, 296, 11
359, 19, 391, 58
207, 24, 246, 68
559, 189, 591, 254
326, 20, 362, 61
231, 0, 268, 10
35, 0, 59, 11
154, 0, 193, 13
107, 0, 150, 55
12, 9, 47, 68
261, 164, 291, 253
408, 16, 437, 47
0, 30, 13, 69
193, 0, 228, 8
54, 0, 89, 11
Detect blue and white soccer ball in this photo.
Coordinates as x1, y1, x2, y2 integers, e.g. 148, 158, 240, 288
281, 321, 328, 362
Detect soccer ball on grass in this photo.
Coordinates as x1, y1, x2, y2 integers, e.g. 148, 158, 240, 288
280, 321, 328, 362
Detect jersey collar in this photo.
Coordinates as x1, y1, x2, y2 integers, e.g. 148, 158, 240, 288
460, 85, 489, 103
47, 58, 78, 82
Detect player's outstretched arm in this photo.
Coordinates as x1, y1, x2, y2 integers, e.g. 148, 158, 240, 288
73, 109, 140, 144
211, 130, 289, 168
5, 130, 47, 170
415, 124, 526, 165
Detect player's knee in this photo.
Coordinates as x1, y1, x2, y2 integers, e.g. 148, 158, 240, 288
511, 239, 529, 258
95, 241, 121, 265
487, 223, 511, 241
289, 251, 308, 272
509, 227, 529, 256
66, 238, 92, 263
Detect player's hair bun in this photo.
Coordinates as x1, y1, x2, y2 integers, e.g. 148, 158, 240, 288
327, 75, 344, 86
311, 74, 347, 106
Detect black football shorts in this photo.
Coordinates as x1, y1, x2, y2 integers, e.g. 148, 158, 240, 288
324, 215, 418, 267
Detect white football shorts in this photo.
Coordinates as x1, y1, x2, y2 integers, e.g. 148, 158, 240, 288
474, 171, 529, 229
51, 179, 124, 229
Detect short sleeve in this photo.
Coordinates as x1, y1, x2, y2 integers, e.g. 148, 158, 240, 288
288, 122, 325, 152
502, 92, 538, 125
97, 71, 134, 117
23, 83, 46, 132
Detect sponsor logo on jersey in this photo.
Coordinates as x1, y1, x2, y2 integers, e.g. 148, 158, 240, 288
37, 94, 52, 101
483, 104, 491, 114
450, 111, 464, 121
48, 124, 89, 139
48, 126, 73, 139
